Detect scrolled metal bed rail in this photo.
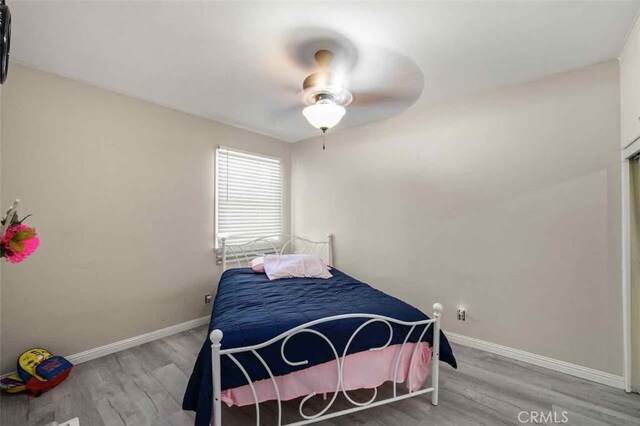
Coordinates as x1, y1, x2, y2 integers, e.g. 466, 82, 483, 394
210, 304, 443, 426
218, 234, 334, 271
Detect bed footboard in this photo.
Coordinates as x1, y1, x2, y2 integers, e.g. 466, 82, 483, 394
210, 303, 443, 426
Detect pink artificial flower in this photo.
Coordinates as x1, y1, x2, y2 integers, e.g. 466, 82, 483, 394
1, 224, 40, 264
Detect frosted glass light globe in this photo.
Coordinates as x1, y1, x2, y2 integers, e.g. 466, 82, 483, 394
302, 102, 346, 130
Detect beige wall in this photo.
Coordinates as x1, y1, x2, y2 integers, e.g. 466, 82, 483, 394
292, 61, 623, 375
0, 64, 290, 373
621, 14, 640, 391
621, 13, 640, 149
0, 60, 625, 377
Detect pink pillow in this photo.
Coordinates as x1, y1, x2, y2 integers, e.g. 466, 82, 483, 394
263, 254, 333, 280
250, 257, 265, 273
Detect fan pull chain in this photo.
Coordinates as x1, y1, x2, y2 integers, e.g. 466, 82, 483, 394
320, 127, 328, 150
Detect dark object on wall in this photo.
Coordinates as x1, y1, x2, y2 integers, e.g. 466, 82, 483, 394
0, 0, 10, 84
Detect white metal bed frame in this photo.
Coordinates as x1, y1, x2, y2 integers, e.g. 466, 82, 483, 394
211, 234, 442, 426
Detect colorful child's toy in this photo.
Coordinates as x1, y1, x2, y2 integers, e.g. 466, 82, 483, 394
0, 373, 26, 393
0, 348, 73, 396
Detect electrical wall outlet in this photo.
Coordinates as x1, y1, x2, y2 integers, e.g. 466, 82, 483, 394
204, 294, 212, 304
457, 308, 466, 321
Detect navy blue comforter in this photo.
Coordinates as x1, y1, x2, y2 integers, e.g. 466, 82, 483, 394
183, 268, 456, 425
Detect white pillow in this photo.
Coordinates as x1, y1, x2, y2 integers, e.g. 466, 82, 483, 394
263, 254, 333, 281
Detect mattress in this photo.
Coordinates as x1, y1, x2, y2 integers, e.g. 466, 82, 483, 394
183, 267, 457, 426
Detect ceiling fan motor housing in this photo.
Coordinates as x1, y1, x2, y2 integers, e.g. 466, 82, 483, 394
302, 74, 353, 107
302, 49, 353, 107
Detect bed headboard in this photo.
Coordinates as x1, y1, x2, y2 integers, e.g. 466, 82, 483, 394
219, 234, 334, 271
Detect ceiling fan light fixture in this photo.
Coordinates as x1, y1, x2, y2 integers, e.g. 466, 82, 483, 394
302, 101, 346, 131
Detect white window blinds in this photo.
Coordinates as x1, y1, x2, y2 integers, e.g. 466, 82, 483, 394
215, 146, 282, 247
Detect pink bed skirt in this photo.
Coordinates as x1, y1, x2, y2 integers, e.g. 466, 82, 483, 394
220, 342, 432, 407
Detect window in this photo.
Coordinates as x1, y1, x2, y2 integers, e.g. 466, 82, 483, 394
215, 146, 282, 248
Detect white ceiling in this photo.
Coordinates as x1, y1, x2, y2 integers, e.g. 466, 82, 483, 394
10, 1, 640, 142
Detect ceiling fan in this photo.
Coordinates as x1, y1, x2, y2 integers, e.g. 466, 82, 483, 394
290, 33, 425, 141
301, 49, 353, 134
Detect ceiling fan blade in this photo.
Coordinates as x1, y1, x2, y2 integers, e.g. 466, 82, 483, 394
351, 90, 416, 107
274, 80, 303, 94
282, 27, 359, 73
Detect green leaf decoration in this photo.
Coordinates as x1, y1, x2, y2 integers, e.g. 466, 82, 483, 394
9, 240, 24, 253
14, 229, 36, 242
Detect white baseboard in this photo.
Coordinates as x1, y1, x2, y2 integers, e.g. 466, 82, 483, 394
3, 318, 624, 391
1, 316, 209, 379
446, 332, 625, 389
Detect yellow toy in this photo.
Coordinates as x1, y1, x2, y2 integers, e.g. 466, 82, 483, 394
0, 373, 26, 393
18, 348, 53, 381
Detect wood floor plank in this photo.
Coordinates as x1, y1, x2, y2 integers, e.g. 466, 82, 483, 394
151, 363, 192, 408
75, 366, 126, 426
449, 356, 640, 425
0, 387, 29, 425
2, 332, 639, 425
114, 349, 185, 420
50, 365, 105, 426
